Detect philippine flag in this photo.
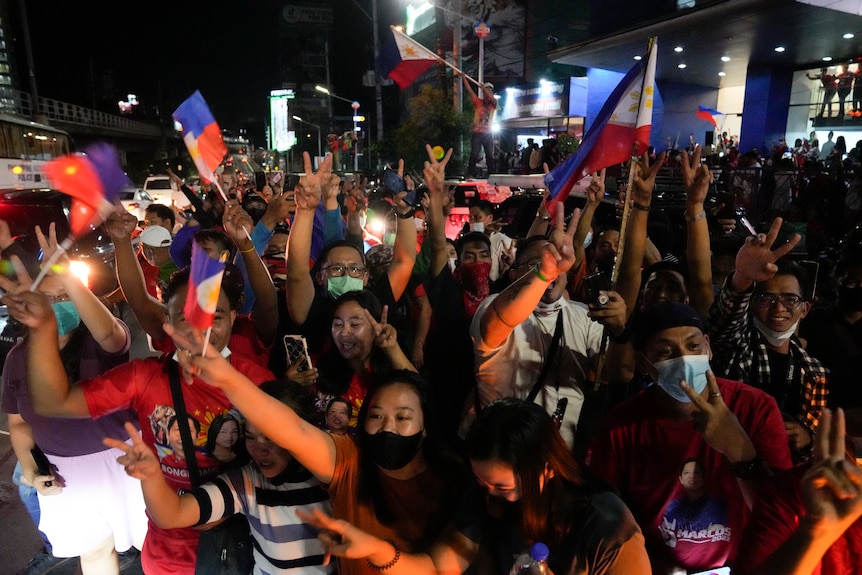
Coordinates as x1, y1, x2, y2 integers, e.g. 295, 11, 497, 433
544, 39, 657, 214
172, 90, 227, 183
184, 241, 227, 331
376, 26, 439, 89
697, 105, 722, 126
43, 142, 130, 237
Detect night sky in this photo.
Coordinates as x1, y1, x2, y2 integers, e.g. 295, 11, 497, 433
16, 0, 402, 144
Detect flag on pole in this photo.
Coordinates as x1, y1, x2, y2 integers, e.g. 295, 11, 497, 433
172, 90, 227, 183
544, 39, 658, 211
184, 241, 227, 331
43, 142, 129, 237
376, 26, 440, 89
697, 105, 722, 126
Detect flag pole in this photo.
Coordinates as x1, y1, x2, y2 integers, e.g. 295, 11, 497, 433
201, 325, 213, 358
390, 26, 481, 87
592, 36, 656, 392
29, 236, 75, 292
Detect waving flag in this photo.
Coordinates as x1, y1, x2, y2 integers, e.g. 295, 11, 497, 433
544, 39, 657, 213
43, 142, 129, 237
184, 241, 227, 331
697, 105, 722, 126
172, 90, 227, 183
377, 26, 440, 89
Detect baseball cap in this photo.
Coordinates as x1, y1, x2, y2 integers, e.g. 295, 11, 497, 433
631, 301, 704, 350
140, 226, 172, 248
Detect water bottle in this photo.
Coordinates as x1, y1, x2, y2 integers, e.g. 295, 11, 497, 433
508, 542, 554, 575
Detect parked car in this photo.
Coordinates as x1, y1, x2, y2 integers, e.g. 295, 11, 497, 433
119, 187, 154, 222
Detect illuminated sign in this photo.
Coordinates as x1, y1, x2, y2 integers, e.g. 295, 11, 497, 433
270, 90, 295, 152
500, 81, 568, 120
406, 1, 435, 35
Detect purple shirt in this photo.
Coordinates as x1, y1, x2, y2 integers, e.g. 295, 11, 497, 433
1, 323, 137, 456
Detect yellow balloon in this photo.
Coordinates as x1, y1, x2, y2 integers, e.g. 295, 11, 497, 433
432, 145, 445, 160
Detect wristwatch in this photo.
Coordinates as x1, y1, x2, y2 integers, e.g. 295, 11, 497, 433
730, 454, 762, 480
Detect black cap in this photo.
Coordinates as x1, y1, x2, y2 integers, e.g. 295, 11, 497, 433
632, 301, 705, 350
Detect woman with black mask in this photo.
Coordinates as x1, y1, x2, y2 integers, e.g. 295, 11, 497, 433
170, 332, 466, 575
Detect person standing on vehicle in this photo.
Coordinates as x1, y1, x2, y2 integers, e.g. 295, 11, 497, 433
462, 75, 497, 179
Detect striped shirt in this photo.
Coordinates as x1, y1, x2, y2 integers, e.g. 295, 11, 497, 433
192, 459, 332, 575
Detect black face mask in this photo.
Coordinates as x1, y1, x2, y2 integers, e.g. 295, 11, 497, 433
362, 430, 424, 470
839, 285, 862, 311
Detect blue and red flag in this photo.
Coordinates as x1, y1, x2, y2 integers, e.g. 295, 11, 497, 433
377, 26, 440, 89
184, 241, 227, 331
544, 39, 657, 214
172, 90, 227, 183
43, 142, 130, 237
697, 105, 722, 126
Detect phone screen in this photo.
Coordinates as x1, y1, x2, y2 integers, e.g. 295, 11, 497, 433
254, 172, 267, 191
383, 169, 406, 194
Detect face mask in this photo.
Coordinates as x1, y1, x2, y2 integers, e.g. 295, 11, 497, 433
52, 301, 81, 336
453, 261, 492, 317
327, 275, 364, 299
652, 354, 711, 403
839, 285, 862, 311
384, 232, 396, 245
414, 218, 426, 232
752, 317, 799, 347
448, 257, 458, 272
362, 430, 423, 470
583, 231, 593, 249
470, 222, 485, 233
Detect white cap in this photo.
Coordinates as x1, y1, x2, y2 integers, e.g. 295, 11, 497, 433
140, 226, 172, 248
484, 82, 494, 91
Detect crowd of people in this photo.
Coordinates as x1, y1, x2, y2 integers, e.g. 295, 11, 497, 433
1, 142, 861, 575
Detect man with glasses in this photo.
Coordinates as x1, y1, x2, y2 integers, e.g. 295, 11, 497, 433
708, 218, 828, 462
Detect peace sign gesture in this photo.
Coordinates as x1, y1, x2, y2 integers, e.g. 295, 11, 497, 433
681, 370, 756, 463
540, 205, 581, 280
423, 144, 453, 197
631, 151, 666, 205
731, 217, 801, 292
103, 421, 162, 481
295, 152, 333, 212
365, 305, 397, 350
680, 145, 713, 206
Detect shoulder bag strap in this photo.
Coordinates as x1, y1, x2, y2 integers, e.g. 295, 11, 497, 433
526, 311, 565, 404
167, 359, 201, 489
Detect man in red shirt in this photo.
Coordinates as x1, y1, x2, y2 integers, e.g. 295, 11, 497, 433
462, 76, 497, 179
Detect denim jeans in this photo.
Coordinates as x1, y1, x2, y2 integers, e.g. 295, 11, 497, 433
12, 461, 51, 551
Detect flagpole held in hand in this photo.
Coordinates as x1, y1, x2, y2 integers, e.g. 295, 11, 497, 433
29, 236, 74, 293
201, 325, 213, 358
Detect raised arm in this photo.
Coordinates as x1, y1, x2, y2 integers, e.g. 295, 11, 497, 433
286, 153, 330, 325
104, 422, 202, 529
36, 223, 128, 353
104, 211, 168, 340
680, 146, 717, 317
729, 217, 800, 294
169, 325, 337, 484
222, 200, 278, 346
574, 170, 605, 265
388, 159, 418, 300
424, 146, 455, 279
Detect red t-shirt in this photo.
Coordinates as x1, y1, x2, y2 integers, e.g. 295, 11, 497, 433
81, 353, 274, 575
152, 315, 271, 367
588, 377, 793, 573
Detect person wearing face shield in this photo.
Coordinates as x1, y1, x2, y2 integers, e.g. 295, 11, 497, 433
708, 217, 829, 464
589, 301, 792, 575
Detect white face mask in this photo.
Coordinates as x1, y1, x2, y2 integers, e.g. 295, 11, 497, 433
753, 317, 799, 347
414, 218, 426, 232
470, 222, 485, 233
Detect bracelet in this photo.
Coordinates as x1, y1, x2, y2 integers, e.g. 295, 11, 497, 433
534, 267, 552, 282
631, 201, 651, 212
366, 539, 401, 571
684, 209, 706, 222
239, 245, 256, 254
492, 301, 518, 329
395, 207, 416, 219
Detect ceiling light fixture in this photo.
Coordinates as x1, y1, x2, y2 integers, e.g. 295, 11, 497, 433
718, 72, 726, 77
721, 56, 730, 62
774, 46, 786, 53
634, 55, 642, 61
823, 56, 833, 62
844, 33, 855, 39
674, 46, 683, 53
678, 63, 687, 69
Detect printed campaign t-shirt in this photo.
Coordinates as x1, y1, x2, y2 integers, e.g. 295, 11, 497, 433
589, 377, 792, 573
81, 352, 273, 575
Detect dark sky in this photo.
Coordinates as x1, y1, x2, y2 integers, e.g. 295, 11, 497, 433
16, 0, 402, 144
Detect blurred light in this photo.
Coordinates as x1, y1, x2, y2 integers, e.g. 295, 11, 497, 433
678, 63, 687, 69
69, 261, 90, 289
491, 123, 501, 133
774, 46, 785, 52
721, 56, 731, 62
844, 33, 855, 39
292, 115, 304, 121
674, 46, 683, 52
634, 55, 642, 61
823, 56, 833, 62
12, 165, 22, 175
718, 72, 726, 77
315, 85, 330, 95
369, 218, 385, 234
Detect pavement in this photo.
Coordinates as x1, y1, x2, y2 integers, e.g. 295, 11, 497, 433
0, 411, 143, 575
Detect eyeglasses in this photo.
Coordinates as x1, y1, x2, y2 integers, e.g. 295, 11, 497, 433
322, 264, 367, 278
45, 293, 71, 303
753, 293, 804, 310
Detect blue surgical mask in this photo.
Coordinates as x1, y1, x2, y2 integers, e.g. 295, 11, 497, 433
51, 301, 81, 336
327, 275, 364, 299
653, 354, 711, 403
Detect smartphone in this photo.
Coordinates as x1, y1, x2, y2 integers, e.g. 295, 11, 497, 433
271, 172, 282, 185
799, 260, 820, 301
584, 272, 612, 305
283, 335, 312, 372
283, 174, 300, 191
715, 191, 737, 220
254, 172, 267, 191
382, 168, 406, 194
739, 215, 757, 235
404, 184, 428, 207
30, 446, 53, 487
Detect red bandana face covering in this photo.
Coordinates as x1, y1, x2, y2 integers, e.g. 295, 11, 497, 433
454, 261, 492, 317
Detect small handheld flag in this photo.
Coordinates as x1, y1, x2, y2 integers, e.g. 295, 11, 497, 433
543, 39, 657, 214
184, 241, 228, 333
172, 91, 228, 185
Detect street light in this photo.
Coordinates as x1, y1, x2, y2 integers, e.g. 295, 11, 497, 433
315, 85, 362, 172
292, 115, 322, 159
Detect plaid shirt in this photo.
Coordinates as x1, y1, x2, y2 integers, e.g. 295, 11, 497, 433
707, 278, 829, 439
